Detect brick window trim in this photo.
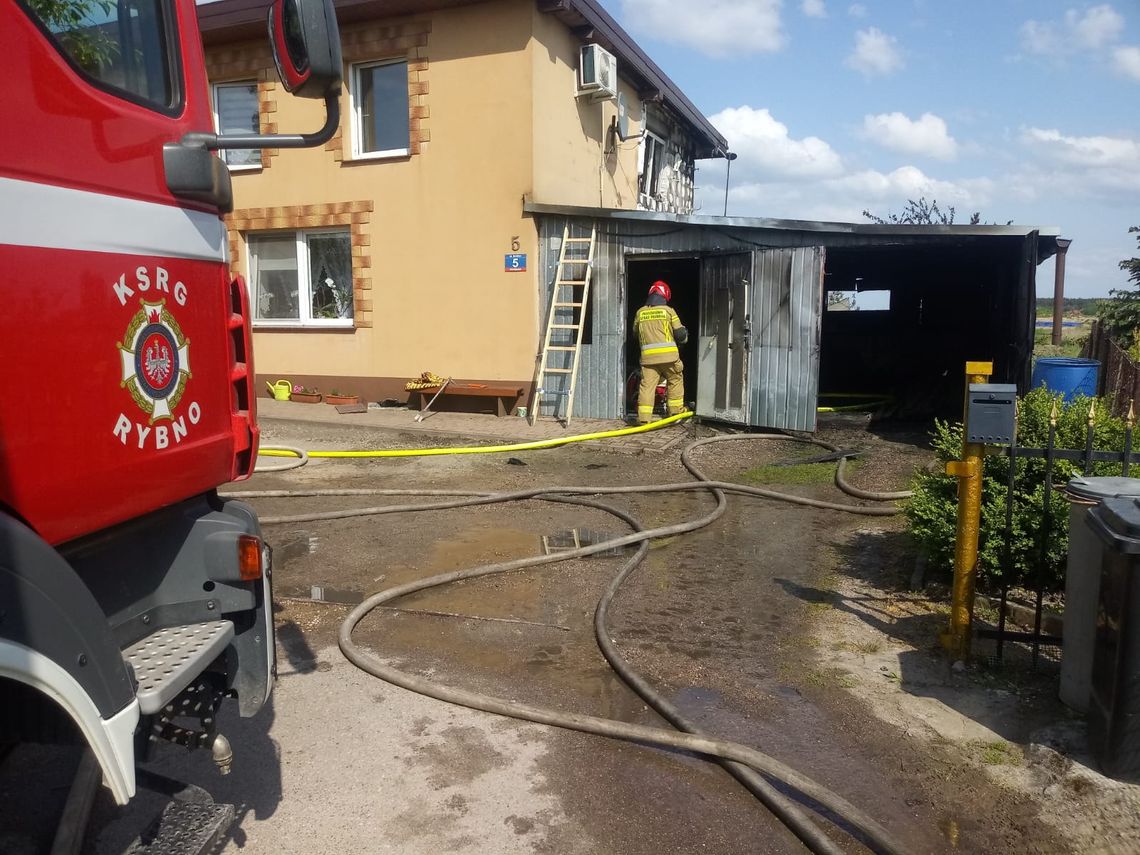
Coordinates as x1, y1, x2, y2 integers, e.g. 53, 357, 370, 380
325, 19, 432, 163
206, 44, 281, 170
226, 202, 376, 329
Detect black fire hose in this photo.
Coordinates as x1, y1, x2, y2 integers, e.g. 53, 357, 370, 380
227, 433, 910, 854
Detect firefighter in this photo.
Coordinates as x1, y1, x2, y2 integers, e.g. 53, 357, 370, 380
634, 280, 688, 423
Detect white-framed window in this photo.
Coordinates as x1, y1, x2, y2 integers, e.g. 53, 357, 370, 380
638, 131, 667, 200
212, 82, 261, 169
247, 230, 354, 327
349, 59, 410, 159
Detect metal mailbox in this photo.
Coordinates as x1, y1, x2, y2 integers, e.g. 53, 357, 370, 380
967, 383, 1017, 445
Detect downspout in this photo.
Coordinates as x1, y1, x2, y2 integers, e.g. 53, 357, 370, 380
1051, 238, 1073, 346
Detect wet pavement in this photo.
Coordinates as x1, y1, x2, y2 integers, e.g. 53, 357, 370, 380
33, 413, 1060, 853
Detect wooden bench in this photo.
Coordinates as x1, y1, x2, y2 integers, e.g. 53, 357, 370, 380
407, 383, 525, 417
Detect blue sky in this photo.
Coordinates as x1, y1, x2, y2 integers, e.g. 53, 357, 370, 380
607, 0, 1140, 298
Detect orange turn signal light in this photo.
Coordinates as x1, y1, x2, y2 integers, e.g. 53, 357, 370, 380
238, 534, 264, 582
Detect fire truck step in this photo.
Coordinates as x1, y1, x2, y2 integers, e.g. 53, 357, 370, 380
122, 621, 234, 715
122, 799, 235, 855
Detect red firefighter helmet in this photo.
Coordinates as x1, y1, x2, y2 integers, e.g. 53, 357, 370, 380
648, 280, 671, 302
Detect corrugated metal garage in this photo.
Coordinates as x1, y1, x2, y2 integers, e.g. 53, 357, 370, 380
528, 202, 1060, 431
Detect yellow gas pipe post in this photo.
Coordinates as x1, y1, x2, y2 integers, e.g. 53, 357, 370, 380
942, 361, 993, 662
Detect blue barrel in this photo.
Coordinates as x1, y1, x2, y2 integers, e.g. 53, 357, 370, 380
1032, 357, 1100, 401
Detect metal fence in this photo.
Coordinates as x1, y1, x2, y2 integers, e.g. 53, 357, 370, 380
1084, 319, 1140, 416
981, 398, 1139, 663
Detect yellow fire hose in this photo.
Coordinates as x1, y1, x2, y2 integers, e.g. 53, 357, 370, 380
258, 411, 693, 460
817, 393, 894, 414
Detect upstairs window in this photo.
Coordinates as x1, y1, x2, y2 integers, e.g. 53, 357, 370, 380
212, 82, 261, 169
248, 230, 354, 327
639, 132, 667, 199
22, 0, 176, 110
350, 60, 410, 159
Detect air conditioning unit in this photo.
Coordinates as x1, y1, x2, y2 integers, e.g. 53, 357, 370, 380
578, 43, 618, 101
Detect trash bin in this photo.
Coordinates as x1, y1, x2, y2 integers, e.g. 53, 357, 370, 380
1060, 477, 1140, 712
1085, 496, 1140, 779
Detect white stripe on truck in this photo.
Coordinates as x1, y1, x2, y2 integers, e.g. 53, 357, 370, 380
0, 177, 226, 261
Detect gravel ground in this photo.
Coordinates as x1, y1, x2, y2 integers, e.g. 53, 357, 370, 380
5, 413, 1076, 854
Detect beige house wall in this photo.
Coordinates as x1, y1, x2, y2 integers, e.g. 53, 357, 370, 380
529, 7, 643, 209
208, 0, 654, 402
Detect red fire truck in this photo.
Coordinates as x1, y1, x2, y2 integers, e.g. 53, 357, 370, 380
0, 0, 342, 816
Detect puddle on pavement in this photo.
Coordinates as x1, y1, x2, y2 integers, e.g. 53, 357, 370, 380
275, 524, 631, 579
278, 583, 364, 605
939, 816, 961, 848
673, 685, 724, 710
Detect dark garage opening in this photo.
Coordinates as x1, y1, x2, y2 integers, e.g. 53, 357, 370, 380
819, 240, 1034, 418
625, 257, 700, 416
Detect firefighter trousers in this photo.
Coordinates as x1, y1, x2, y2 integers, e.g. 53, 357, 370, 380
638, 359, 685, 423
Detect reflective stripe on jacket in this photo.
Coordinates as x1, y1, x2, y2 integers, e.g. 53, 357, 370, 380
634, 305, 683, 364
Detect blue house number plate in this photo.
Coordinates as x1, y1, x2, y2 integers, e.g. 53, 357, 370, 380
504, 253, 527, 272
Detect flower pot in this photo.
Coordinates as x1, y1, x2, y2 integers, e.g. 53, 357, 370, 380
325, 394, 361, 406
291, 392, 322, 404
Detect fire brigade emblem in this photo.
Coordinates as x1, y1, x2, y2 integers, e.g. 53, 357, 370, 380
118, 300, 191, 422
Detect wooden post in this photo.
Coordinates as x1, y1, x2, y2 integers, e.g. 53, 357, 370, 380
1052, 238, 1072, 346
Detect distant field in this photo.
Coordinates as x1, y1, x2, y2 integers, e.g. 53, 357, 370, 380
1034, 315, 1091, 358
1036, 298, 1105, 317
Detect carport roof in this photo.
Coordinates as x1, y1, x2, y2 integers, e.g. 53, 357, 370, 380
523, 200, 1064, 258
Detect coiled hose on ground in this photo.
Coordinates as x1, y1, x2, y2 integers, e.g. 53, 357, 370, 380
232, 428, 914, 854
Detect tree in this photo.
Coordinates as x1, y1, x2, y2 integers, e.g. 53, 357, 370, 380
862, 196, 1011, 226
863, 197, 971, 225
1095, 226, 1140, 347
25, 0, 119, 74
1121, 226, 1140, 287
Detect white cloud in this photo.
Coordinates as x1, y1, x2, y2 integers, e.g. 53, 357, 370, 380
1021, 4, 1125, 56
711, 106, 843, 180
1070, 4, 1125, 49
620, 0, 784, 57
699, 104, 991, 224
708, 165, 992, 225
847, 3, 866, 18
826, 167, 993, 214
1023, 128, 1140, 170
861, 112, 958, 160
1020, 127, 1140, 195
846, 27, 903, 76
1114, 46, 1140, 81
1020, 20, 1059, 55
801, 0, 826, 18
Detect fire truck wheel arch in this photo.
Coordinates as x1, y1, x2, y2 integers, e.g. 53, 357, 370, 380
0, 515, 137, 716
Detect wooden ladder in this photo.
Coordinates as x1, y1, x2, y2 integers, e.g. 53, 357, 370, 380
529, 223, 596, 426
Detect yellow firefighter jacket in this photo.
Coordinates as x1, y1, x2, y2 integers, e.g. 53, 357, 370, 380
634, 305, 684, 365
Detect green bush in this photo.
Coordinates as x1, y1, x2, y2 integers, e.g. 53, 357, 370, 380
905, 388, 1131, 594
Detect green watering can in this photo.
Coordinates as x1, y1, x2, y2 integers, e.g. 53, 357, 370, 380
266, 380, 293, 401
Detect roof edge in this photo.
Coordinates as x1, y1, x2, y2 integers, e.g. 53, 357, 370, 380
523, 199, 1063, 239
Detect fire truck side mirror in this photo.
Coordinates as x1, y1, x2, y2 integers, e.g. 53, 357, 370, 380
268, 0, 342, 99
167, 0, 344, 207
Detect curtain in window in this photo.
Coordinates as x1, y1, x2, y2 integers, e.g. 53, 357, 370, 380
216, 84, 261, 167
307, 233, 354, 320
249, 235, 299, 321
358, 61, 410, 154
